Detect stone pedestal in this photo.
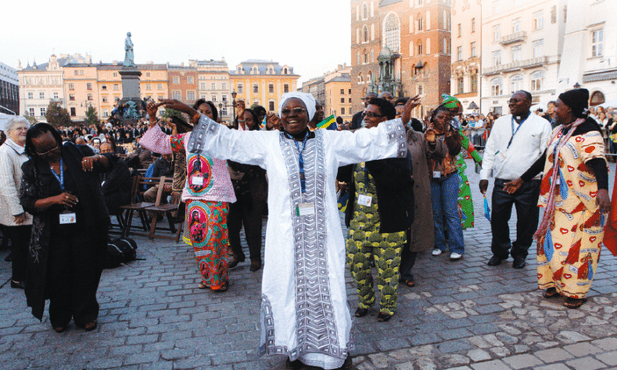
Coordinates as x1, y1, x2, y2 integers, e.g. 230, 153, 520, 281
119, 68, 142, 104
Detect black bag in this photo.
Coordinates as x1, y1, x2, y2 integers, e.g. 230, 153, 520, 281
105, 237, 138, 268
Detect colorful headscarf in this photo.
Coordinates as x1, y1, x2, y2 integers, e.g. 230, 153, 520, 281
441, 94, 462, 110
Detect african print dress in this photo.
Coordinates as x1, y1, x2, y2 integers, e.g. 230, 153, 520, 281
537, 129, 607, 299
346, 163, 406, 316
141, 125, 236, 290
457, 130, 483, 229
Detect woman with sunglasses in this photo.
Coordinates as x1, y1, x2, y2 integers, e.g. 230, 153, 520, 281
158, 92, 413, 370
20, 123, 112, 333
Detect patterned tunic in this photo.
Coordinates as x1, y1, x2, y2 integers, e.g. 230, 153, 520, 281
537, 129, 607, 298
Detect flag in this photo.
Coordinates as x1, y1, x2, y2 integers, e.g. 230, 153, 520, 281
260, 116, 267, 130
317, 114, 336, 129
483, 194, 491, 222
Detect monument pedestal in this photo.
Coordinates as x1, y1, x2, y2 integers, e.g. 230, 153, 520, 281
119, 68, 142, 105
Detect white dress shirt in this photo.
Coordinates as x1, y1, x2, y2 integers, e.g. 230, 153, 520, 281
480, 113, 551, 181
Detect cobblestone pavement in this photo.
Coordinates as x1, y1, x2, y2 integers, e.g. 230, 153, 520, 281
0, 160, 615, 370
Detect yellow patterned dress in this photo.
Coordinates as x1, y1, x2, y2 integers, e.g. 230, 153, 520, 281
537, 130, 607, 299
346, 163, 406, 315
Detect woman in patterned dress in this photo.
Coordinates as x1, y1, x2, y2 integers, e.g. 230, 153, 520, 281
141, 101, 236, 292
505, 89, 611, 309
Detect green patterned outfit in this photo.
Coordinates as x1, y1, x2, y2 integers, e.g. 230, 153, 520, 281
457, 130, 483, 229
346, 163, 406, 316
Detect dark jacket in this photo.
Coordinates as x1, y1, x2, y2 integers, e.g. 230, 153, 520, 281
338, 153, 414, 233
20, 142, 111, 320
100, 156, 132, 215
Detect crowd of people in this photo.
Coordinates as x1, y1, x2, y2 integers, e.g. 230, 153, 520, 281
0, 86, 616, 370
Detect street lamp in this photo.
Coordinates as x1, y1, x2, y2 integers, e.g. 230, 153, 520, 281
218, 102, 223, 123
231, 90, 237, 123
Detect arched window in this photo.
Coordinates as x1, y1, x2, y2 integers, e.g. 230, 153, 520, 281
368, 71, 373, 82
426, 11, 431, 30
283, 67, 288, 74
370, 0, 374, 16
426, 38, 431, 54
409, 41, 414, 56
358, 73, 363, 83
417, 15, 423, 31
510, 74, 523, 93
530, 70, 545, 92
363, 49, 369, 64
409, 15, 414, 33
363, 25, 369, 43
362, 3, 369, 20
491, 78, 503, 96
590, 91, 605, 106
417, 41, 423, 55
384, 13, 401, 52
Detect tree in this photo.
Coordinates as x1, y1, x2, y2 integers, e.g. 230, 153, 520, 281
84, 106, 100, 127
45, 102, 71, 128
161, 108, 182, 119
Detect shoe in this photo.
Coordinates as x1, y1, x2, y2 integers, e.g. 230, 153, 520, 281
197, 283, 207, 289
377, 312, 393, 322
354, 308, 368, 317
543, 287, 559, 299
450, 252, 462, 260
228, 256, 244, 269
249, 260, 262, 272
431, 248, 443, 256
84, 320, 97, 332
564, 297, 587, 309
54, 326, 66, 333
212, 281, 229, 292
487, 256, 505, 266
512, 257, 526, 269
10, 280, 25, 289
400, 279, 415, 288
285, 358, 303, 370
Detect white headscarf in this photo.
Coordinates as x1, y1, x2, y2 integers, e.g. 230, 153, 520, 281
278, 92, 316, 121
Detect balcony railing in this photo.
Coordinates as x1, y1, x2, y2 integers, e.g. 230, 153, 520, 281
499, 31, 527, 46
482, 56, 549, 75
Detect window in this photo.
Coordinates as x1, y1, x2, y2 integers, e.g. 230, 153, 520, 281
146, 84, 151, 90
38, 92, 44, 99
237, 83, 243, 93
457, 23, 461, 37
341, 107, 346, 115
222, 82, 227, 90
493, 25, 501, 42
470, 74, 478, 92
457, 77, 464, 94
146, 72, 151, 77
471, 42, 477, 57
113, 72, 118, 77
409, 15, 414, 33
362, 2, 369, 19
512, 18, 521, 33
28, 92, 33, 99
103, 109, 109, 117
253, 84, 259, 93
371, 49, 375, 62
493, 0, 501, 15
511, 45, 521, 62
113, 84, 119, 91
349, 98, 352, 103
349, 89, 352, 94
102, 85, 107, 91
53, 92, 58, 99
269, 101, 275, 111
356, 28, 360, 44
87, 83, 92, 90
417, 0, 423, 5
530, 71, 545, 91
157, 83, 163, 90
471, 18, 476, 33
418, 41, 423, 55
284, 84, 290, 93
426, 11, 431, 30
384, 14, 401, 52
172, 90, 181, 100
269, 83, 274, 93
532, 39, 544, 58
457, 46, 463, 61
87, 93, 93, 101
443, 37, 448, 54
222, 95, 228, 102
592, 29, 603, 57
341, 98, 345, 103
491, 78, 503, 96
212, 95, 217, 102
28, 108, 35, 116
74, 70, 78, 76
40, 107, 46, 116
102, 96, 108, 103
188, 76, 194, 84
363, 25, 369, 43
283, 67, 288, 74
371, 24, 375, 40
356, 51, 361, 65
510, 74, 523, 92
418, 15, 423, 31
426, 38, 431, 54
533, 11, 544, 30
173, 76, 180, 84
69, 83, 74, 90
211, 82, 216, 90
70, 107, 76, 116
364, 51, 369, 64
492, 50, 501, 66
187, 91, 195, 100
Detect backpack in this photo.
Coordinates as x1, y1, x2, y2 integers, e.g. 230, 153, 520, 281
105, 237, 138, 268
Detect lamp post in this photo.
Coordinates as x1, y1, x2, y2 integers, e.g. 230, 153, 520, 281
218, 102, 223, 123
231, 90, 237, 123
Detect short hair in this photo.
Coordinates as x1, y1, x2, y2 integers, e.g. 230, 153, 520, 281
547, 101, 557, 107
192, 99, 219, 122
367, 98, 396, 120
394, 97, 409, 107
243, 108, 261, 131
514, 90, 532, 102
430, 105, 450, 123
253, 105, 266, 117
25, 123, 63, 157
5, 116, 31, 133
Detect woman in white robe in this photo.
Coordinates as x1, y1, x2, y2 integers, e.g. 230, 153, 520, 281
156, 93, 412, 370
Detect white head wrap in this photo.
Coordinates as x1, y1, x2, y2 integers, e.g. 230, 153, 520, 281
278, 92, 316, 121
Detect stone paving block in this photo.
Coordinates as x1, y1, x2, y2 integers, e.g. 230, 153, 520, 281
535, 348, 575, 363
595, 350, 617, 366
592, 337, 617, 351
122, 351, 160, 365
173, 355, 212, 369
563, 342, 603, 357
126, 334, 159, 345
83, 357, 124, 369
109, 344, 144, 356
565, 356, 608, 370
502, 353, 544, 369
410, 333, 442, 346
444, 367, 472, 370
438, 340, 473, 353
375, 337, 412, 352
467, 349, 491, 362
368, 353, 390, 368
534, 364, 572, 370
470, 359, 511, 370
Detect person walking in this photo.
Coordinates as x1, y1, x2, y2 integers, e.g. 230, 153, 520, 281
479, 91, 552, 269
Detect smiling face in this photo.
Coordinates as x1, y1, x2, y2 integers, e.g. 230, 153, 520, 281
7, 122, 29, 146
197, 103, 214, 120
364, 104, 387, 128
508, 92, 531, 117
280, 98, 309, 135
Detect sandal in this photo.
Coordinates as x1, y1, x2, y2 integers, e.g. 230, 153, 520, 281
542, 287, 559, 298
84, 320, 97, 332
198, 283, 207, 289
212, 281, 229, 292
564, 297, 587, 309
400, 279, 415, 288
354, 308, 368, 317
377, 312, 393, 322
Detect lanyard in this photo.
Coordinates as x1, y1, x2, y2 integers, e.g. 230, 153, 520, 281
363, 164, 370, 191
50, 158, 64, 190
290, 131, 309, 193
507, 115, 528, 149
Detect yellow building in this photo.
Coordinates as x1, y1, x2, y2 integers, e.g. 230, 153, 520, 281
96, 64, 123, 120
230, 60, 300, 114
325, 75, 353, 121
63, 63, 98, 121
139, 63, 169, 103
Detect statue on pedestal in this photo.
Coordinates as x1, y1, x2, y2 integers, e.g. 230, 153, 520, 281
124, 32, 136, 68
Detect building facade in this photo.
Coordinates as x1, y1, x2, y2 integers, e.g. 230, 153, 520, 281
63, 62, 98, 120
0, 62, 19, 115
325, 75, 353, 120
351, 0, 453, 118
481, 0, 565, 115
450, 0, 481, 114
97, 64, 123, 119
140, 64, 168, 103
191, 59, 232, 121
301, 76, 326, 105
168, 65, 198, 106
557, 0, 617, 105
230, 60, 300, 114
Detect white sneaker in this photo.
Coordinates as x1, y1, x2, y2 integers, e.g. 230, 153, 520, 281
450, 252, 462, 260
432, 248, 443, 256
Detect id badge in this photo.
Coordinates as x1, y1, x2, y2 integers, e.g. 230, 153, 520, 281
193, 176, 204, 186
433, 171, 441, 179
357, 194, 372, 207
59, 213, 77, 224
296, 203, 315, 216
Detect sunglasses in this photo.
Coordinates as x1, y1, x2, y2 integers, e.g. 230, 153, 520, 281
364, 111, 384, 118
281, 108, 307, 116
36, 146, 60, 156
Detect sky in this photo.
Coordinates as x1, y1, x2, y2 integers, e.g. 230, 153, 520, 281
0, 0, 352, 84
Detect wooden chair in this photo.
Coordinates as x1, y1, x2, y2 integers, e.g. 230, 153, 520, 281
144, 176, 182, 241
119, 176, 157, 238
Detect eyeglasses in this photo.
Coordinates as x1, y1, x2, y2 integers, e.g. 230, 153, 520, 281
35, 146, 60, 157
364, 111, 384, 118
281, 108, 307, 116
508, 99, 526, 104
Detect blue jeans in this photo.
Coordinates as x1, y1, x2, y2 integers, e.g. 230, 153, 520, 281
431, 173, 464, 254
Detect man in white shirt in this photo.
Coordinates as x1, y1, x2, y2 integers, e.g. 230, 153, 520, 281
479, 91, 552, 269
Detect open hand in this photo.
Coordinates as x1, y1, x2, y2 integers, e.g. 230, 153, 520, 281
401, 95, 422, 125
